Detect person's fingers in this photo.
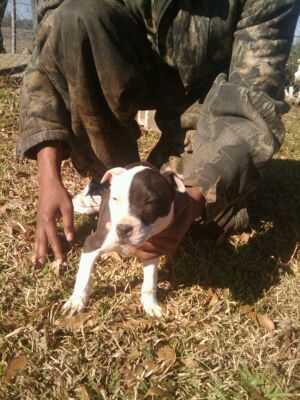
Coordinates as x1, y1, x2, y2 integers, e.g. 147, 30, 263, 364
61, 201, 74, 242
44, 219, 64, 262
33, 227, 48, 264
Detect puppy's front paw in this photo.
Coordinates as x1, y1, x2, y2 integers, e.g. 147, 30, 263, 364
141, 294, 163, 317
63, 293, 88, 316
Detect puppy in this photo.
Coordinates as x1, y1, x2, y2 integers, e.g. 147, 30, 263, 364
63, 163, 185, 317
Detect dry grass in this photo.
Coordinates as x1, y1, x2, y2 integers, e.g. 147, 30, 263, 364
0, 77, 299, 399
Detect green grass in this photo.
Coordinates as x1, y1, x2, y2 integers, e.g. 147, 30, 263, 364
0, 78, 299, 399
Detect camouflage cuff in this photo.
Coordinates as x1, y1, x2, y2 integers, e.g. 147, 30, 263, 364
16, 129, 72, 160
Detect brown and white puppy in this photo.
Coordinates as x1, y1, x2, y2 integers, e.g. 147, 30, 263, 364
63, 163, 185, 317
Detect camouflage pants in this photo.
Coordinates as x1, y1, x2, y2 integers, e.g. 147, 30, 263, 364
32, 0, 206, 180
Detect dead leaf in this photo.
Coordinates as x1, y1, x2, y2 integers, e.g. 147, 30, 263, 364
143, 359, 158, 376
157, 345, 176, 366
208, 293, 219, 307
257, 313, 275, 332
120, 363, 137, 387
240, 305, 253, 315
145, 385, 173, 399
30, 303, 55, 321
132, 364, 144, 378
81, 385, 90, 400
54, 313, 96, 330
182, 356, 196, 369
248, 388, 264, 400
128, 348, 140, 360
207, 288, 214, 297
247, 311, 259, 326
196, 343, 209, 352
120, 318, 154, 332
3, 354, 27, 383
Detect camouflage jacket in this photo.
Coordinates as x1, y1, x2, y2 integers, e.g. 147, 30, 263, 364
18, 0, 300, 220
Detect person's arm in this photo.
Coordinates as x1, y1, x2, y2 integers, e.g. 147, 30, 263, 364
17, 8, 74, 263
34, 142, 74, 264
183, 0, 300, 220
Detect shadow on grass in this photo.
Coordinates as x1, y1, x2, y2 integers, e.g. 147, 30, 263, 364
164, 159, 300, 304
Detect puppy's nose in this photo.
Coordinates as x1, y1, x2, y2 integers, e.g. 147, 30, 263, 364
116, 224, 133, 238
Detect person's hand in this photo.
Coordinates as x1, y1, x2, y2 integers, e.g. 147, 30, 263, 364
33, 143, 74, 264
129, 187, 206, 260
34, 179, 74, 264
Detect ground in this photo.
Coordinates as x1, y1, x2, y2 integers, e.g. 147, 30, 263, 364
0, 77, 299, 399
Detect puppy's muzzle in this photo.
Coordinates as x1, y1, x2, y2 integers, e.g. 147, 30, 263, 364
116, 223, 133, 239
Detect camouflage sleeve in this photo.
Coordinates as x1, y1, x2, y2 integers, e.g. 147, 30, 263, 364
36, 0, 64, 22
184, 0, 300, 220
16, 2, 71, 160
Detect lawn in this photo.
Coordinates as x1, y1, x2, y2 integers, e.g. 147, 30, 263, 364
0, 76, 299, 399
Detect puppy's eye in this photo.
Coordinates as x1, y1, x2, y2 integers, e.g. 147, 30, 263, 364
146, 199, 159, 205
112, 197, 119, 202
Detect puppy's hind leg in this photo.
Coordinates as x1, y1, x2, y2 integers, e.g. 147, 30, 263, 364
141, 257, 163, 317
63, 248, 101, 315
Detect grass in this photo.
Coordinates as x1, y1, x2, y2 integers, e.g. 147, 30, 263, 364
0, 76, 299, 399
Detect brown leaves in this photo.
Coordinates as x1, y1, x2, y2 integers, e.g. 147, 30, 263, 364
54, 312, 96, 331
29, 303, 55, 321
128, 348, 140, 360
240, 305, 275, 332
157, 345, 176, 366
182, 356, 197, 369
2, 354, 27, 383
143, 359, 158, 376
145, 385, 173, 399
208, 293, 219, 307
118, 318, 157, 332
240, 304, 253, 315
248, 388, 265, 400
121, 344, 177, 393
207, 288, 219, 307
256, 314, 275, 332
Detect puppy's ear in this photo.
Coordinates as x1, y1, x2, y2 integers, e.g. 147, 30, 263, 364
101, 167, 126, 184
163, 171, 186, 193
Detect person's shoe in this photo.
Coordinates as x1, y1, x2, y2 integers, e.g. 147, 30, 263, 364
191, 202, 249, 243
72, 179, 108, 215
215, 205, 249, 244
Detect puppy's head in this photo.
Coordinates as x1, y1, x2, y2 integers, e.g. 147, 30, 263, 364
101, 165, 185, 246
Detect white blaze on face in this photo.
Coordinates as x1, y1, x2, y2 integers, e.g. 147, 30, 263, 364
109, 166, 148, 244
